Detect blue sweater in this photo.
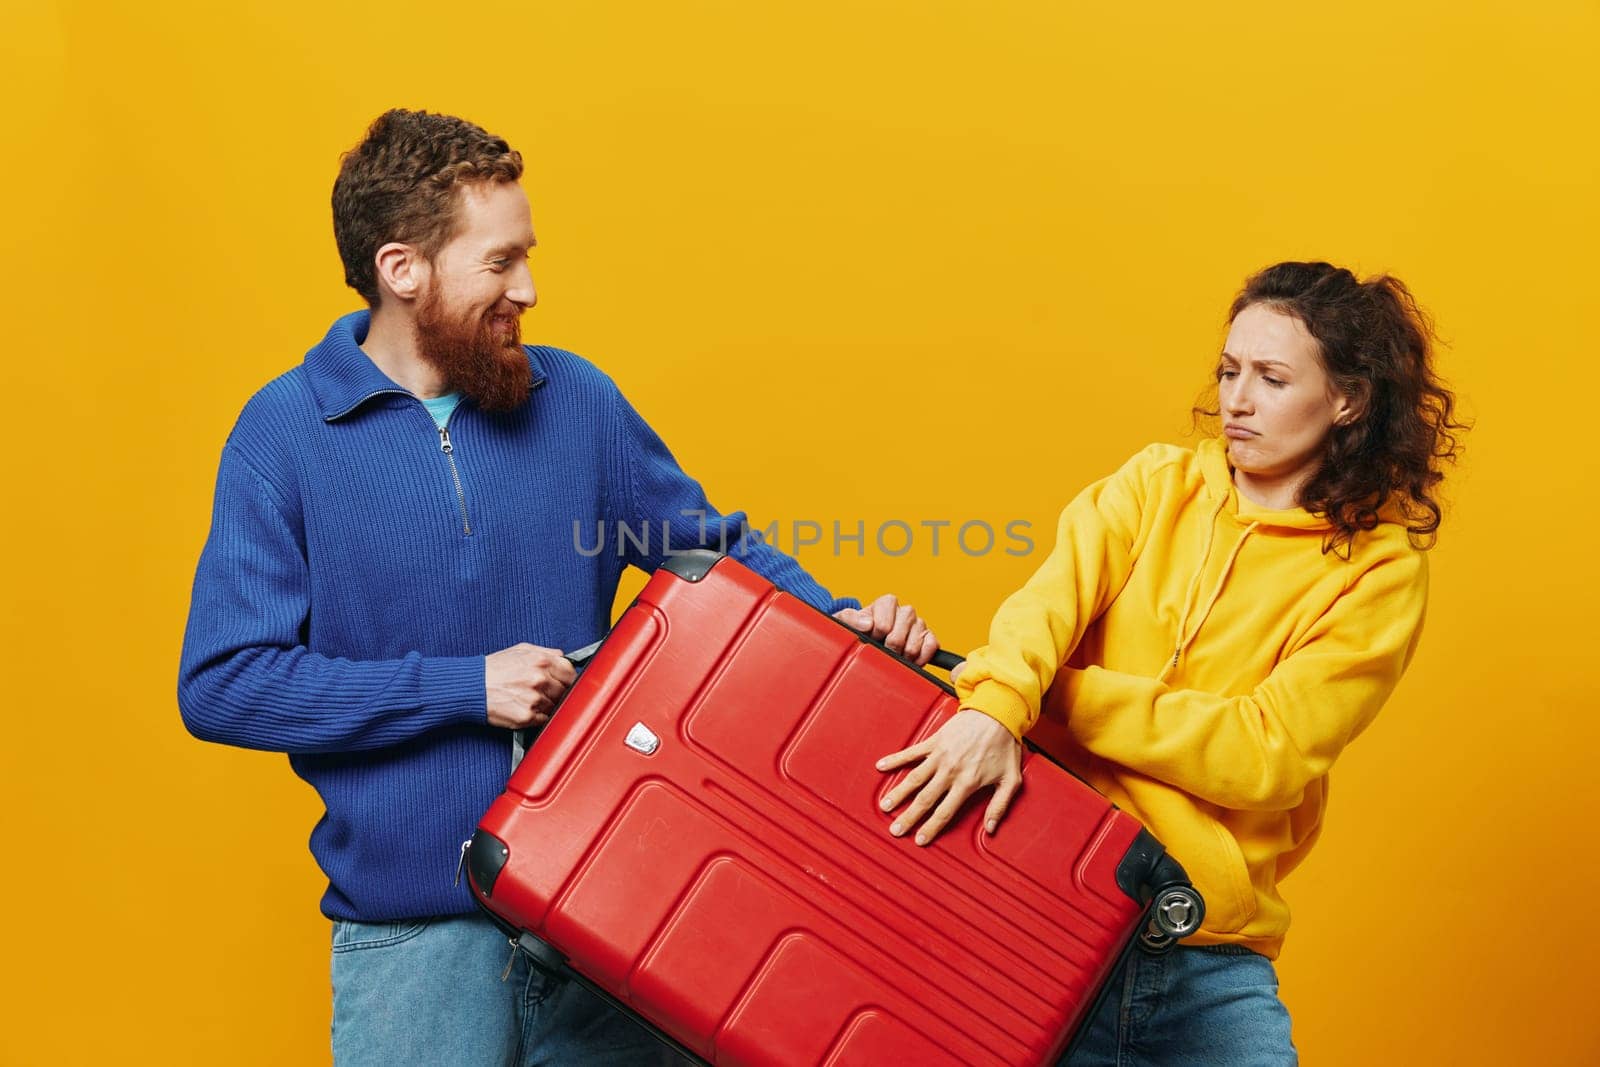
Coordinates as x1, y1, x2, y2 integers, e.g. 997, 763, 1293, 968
178, 311, 859, 922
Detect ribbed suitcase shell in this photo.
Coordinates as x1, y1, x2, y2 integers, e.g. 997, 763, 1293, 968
470, 553, 1157, 1066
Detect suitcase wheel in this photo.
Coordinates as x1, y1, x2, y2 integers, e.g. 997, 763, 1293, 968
1152, 884, 1204, 938
1137, 884, 1205, 953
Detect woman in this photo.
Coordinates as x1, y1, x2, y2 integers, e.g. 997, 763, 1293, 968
876, 261, 1465, 1064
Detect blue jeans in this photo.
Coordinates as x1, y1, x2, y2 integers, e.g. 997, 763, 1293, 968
330, 913, 687, 1066
1065, 944, 1297, 1066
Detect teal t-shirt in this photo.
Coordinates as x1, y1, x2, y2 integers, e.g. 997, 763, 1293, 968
420, 392, 463, 429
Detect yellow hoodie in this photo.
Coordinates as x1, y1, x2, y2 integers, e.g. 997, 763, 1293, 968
955, 438, 1427, 958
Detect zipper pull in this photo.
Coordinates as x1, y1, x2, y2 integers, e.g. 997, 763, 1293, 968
454, 839, 471, 887
500, 938, 519, 982
439, 427, 453, 454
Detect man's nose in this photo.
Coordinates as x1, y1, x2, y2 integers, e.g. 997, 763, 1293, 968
505, 261, 537, 310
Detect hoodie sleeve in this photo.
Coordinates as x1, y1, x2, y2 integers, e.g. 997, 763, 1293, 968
177, 443, 488, 754
1057, 547, 1427, 811
609, 383, 860, 615
954, 445, 1175, 738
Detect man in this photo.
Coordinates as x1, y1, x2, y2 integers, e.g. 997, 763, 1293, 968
177, 109, 938, 1065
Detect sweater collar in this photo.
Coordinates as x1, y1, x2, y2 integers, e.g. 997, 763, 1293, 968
305, 310, 548, 422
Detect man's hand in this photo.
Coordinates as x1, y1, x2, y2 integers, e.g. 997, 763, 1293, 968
875, 709, 1024, 845
834, 594, 939, 665
485, 643, 577, 729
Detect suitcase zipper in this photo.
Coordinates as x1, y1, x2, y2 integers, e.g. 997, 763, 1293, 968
458, 837, 518, 984
500, 938, 519, 982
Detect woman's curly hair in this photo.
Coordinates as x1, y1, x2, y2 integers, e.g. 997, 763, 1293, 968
1198, 261, 1469, 556
332, 109, 524, 306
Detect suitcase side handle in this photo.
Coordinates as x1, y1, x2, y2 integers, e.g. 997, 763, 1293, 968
509, 641, 607, 757
563, 640, 604, 669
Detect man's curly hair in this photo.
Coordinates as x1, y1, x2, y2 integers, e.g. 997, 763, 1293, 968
332, 109, 524, 306
1197, 261, 1469, 557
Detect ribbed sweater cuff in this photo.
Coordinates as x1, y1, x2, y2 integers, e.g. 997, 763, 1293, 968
420, 655, 488, 728
960, 679, 1034, 741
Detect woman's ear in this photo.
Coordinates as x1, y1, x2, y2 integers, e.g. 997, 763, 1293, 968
1334, 381, 1371, 427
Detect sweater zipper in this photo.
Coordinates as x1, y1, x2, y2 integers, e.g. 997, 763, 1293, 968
336, 390, 478, 536
437, 423, 472, 536
417, 378, 548, 536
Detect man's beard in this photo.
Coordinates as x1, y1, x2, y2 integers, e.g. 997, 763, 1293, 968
413, 284, 532, 413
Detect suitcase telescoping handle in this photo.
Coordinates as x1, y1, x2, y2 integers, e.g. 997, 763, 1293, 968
840, 614, 965, 680
564, 621, 962, 677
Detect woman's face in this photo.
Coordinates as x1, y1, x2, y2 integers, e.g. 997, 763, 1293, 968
1217, 303, 1358, 497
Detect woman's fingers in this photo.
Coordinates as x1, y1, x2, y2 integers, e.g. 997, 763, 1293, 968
875, 710, 1024, 842
889, 767, 953, 837
876, 738, 932, 773
914, 775, 977, 845
984, 770, 1023, 834
879, 755, 937, 814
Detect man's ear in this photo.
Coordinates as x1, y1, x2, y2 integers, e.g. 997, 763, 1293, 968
373, 242, 427, 304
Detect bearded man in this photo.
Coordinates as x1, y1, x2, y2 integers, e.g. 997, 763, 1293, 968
177, 109, 938, 1065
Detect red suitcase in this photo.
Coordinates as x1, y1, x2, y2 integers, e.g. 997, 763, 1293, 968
466, 551, 1203, 1066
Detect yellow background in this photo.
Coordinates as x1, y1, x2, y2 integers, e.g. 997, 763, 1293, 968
3, 1, 1596, 1063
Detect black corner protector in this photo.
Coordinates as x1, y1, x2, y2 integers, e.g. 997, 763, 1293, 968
467, 829, 510, 898
517, 931, 568, 975
659, 550, 724, 582
1114, 828, 1167, 903
1149, 850, 1194, 893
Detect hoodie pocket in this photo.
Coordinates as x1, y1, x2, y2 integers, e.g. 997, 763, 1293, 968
1203, 821, 1258, 934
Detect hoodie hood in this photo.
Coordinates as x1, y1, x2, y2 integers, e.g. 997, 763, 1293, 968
1195, 437, 1334, 532
1164, 436, 1368, 685
1196, 436, 1413, 532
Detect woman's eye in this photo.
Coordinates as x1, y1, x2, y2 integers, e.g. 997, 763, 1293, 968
1217, 369, 1237, 380
1264, 377, 1284, 387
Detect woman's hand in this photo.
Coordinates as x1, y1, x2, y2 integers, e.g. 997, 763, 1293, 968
875, 709, 1024, 845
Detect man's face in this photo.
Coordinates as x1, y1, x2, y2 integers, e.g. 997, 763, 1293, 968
412, 181, 538, 412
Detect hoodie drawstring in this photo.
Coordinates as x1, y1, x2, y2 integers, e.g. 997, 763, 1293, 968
1159, 493, 1259, 683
